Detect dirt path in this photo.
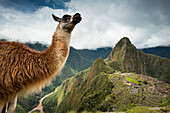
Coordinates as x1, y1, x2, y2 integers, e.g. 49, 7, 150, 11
28, 92, 53, 113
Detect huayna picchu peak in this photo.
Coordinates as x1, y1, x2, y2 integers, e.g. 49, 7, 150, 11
107, 37, 170, 83
42, 37, 170, 113
116, 37, 132, 46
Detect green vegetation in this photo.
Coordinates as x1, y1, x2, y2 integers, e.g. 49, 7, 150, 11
76, 73, 114, 112
160, 98, 170, 107
31, 110, 41, 113
43, 58, 115, 113
44, 51, 169, 112
15, 104, 27, 113
129, 75, 142, 81
126, 77, 140, 85
141, 46, 170, 59
107, 37, 170, 83
126, 106, 160, 113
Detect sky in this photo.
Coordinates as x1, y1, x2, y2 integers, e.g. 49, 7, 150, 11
0, 0, 170, 49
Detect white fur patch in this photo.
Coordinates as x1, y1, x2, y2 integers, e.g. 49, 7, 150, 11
70, 15, 73, 23
59, 24, 63, 29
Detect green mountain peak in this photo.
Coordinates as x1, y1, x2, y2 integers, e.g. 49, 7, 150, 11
108, 37, 170, 83
118, 37, 132, 45
114, 37, 132, 49
87, 57, 114, 86
108, 37, 136, 61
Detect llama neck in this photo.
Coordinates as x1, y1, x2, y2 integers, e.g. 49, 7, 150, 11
52, 25, 71, 45
42, 25, 71, 75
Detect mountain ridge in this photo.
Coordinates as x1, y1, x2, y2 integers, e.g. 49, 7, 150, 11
43, 37, 170, 113
140, 46, 170, 59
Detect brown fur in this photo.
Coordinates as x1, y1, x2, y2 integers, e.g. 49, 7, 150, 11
0, 25, 70, 98
0, 25, 71, 98
0, 13, 81, 113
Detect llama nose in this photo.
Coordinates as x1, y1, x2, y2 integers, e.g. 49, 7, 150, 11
74, 13, 81, 17
72, 13, 82, 24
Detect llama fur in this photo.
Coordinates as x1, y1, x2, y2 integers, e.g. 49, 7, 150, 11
0, 13, 81, 113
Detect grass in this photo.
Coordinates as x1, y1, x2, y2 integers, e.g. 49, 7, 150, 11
129, 75, 138, 79
31, 110, 41, 113
126, 106, 161, 113
126, 77, 139, 85
129, 75, 143, 81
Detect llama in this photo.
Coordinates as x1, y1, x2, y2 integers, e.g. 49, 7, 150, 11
0, 13, 82, 113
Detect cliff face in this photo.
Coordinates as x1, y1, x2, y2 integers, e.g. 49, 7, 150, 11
43, 38, 170, 113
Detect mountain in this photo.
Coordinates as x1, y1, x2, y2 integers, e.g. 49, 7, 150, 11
43, 58, 169, 113
140, 46, 170, 59
107, 37, 170, 83
43, 37, 170, 113
67, 47, 112, 72
14, 41, 112, 112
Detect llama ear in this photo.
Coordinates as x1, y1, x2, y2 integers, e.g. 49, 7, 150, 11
52, 14, 61, 22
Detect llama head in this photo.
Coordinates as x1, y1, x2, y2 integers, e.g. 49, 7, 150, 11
52, 13, 82, 33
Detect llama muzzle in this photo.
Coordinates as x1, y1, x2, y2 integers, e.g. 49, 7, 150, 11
72, 13, 82, 24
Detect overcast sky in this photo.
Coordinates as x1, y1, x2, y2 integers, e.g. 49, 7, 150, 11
0, 0, 170, 49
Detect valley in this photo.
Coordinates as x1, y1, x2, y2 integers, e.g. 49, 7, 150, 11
28, 92, 53, 113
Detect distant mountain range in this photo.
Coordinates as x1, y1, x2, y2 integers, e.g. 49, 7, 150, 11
140, 46, 170, 59
43, 37, 170, 113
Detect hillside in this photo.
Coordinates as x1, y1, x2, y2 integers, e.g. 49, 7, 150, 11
14, 41, 112, 112
43, 57, 170, 113
66, 47, 112, 72
43, 37, 170, 113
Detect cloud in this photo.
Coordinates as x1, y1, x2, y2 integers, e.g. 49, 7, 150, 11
0, 5, 65, 44
0, 0, 170, 49
66, 0, 170, 49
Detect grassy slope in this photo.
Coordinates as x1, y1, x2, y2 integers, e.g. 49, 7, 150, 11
43, 58, 114, 113
43, 57, 170, 113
